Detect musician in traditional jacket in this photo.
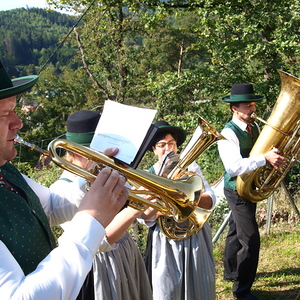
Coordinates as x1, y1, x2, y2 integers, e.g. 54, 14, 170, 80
140, 121, 216, 300
0, 60, 128, 299
218, 83, 286, 300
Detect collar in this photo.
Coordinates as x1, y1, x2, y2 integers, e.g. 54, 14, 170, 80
232, 115, 248, 131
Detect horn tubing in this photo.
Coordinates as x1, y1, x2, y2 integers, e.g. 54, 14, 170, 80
47, 138, 204, 222
250, 113, 289, 136
14, 135, 48, 155
236, 70, 300, 203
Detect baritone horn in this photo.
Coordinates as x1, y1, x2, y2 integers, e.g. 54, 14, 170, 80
236, 70, 300, 203
14, 135, 203, 223
157, 116, 226, 240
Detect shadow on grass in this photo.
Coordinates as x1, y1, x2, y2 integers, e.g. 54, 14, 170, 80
254, 288, 299, 300
254, 268, 300, 300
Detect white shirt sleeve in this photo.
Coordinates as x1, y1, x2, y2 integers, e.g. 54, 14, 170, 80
0, 212, 105, 300
22, 174, 78, 225
218, 127, 266, 177
23, 173, 116, 252
188, 161, 217, 209
49, 172, 116, 252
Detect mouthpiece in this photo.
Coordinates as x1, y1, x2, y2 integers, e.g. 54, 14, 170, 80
14, 135, 48, 155
249, 113, 288, 136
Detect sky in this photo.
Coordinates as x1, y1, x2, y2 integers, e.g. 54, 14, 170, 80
0, 0, 71, 14
1, 0, 49, 11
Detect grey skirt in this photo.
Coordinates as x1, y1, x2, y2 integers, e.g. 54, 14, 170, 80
149, 222, 215, 300
93, 231, 153, 300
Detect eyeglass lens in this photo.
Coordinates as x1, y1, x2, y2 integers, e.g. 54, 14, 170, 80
155, 139, 176, 148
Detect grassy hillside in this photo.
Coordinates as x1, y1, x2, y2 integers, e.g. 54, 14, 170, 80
213, 189, 300, 300
214, 222, 300, 300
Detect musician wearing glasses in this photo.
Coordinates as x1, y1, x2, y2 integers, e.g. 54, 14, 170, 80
0, 60, 128, 299
139, 120, 216, 300
218, 83, 287, 300
50, 110, 152, 300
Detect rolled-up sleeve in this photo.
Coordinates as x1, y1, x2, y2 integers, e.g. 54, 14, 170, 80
188, 161, 217, 209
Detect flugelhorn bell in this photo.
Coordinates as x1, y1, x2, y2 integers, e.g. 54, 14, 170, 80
47, 138, 204, 223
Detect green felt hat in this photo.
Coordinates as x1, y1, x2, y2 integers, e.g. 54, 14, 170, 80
221, 83, 265, 103
0, 60, 38, 100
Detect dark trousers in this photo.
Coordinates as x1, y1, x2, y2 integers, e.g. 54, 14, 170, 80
76, 268, 95, 300
223, 187, 260, 296
144, 224, 156, 288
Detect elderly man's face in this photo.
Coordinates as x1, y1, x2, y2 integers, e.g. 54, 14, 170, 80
0, 97, 23, 166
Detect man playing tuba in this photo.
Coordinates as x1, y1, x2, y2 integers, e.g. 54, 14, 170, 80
217, 83, 286, 300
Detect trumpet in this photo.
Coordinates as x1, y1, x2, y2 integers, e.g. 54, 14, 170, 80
14, 135, 203, 223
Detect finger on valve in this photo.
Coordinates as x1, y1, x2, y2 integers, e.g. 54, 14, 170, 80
79, 168, 128, 227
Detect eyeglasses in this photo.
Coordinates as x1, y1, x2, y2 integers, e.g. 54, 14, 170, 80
155, 139, 177, 149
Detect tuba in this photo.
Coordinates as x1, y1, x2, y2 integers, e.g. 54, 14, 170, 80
236, 70, 300, 203
157, 116, 226, 240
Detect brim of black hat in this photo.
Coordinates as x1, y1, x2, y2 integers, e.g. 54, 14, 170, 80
53, 134, 91, 157
147, 125, 186, 151
56, 133, 93, 147
221, 94, 265, 103
0, 75, 38, 100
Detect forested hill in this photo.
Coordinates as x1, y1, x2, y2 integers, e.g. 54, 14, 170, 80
0, 7, 77, 77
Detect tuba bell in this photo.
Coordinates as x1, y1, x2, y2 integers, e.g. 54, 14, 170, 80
236, 70, 300, 203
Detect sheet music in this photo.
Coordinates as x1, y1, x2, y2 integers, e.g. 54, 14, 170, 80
90, 100, 157, 165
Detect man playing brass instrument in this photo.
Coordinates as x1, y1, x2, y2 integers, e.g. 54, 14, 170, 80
218, 83, 287, 300
0, 59, 128, 299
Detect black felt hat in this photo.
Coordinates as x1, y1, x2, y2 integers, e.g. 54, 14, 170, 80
0, 60, 38, 100
64, 110, 101, 146
147, 120, 186, 151
221, 83, 265, 103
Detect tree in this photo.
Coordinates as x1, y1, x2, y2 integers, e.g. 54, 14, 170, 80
15, 64, 100, 166
44, 0, 300, 181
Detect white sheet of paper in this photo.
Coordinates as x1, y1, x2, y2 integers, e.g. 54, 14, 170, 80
90, 100, 157, 164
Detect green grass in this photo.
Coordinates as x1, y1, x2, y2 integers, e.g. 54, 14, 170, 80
213, 222, 300, 300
